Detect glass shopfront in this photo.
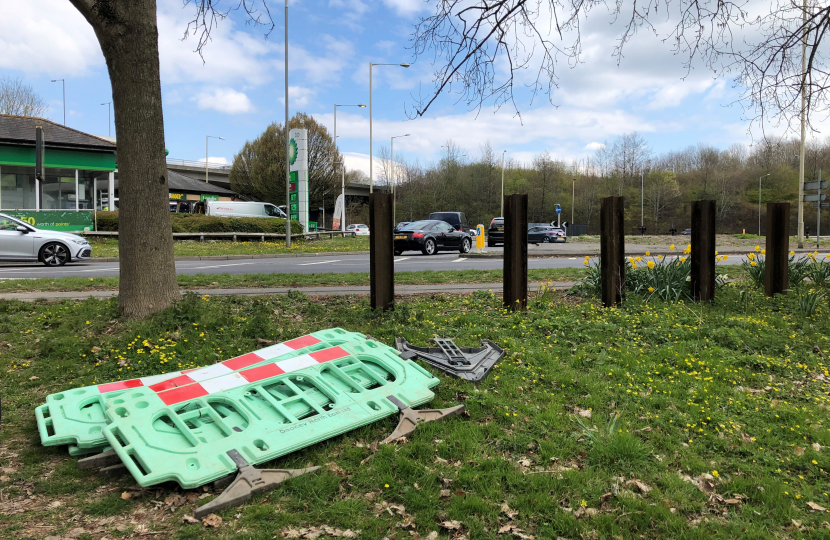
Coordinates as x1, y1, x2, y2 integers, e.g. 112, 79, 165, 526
0, 166, 101, 211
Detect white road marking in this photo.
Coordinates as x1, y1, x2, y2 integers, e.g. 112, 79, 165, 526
452, 258, 467, 263
297, 260, 341, 266
183, 262, 261, 270
394, 257, 410, 262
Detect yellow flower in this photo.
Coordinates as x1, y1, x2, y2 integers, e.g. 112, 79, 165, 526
790, 250, 796, 256
658, 255, 664, 260
645, 251, 651, 256
680, 257, 687, 262
751, 261, 757, 267
628, 257, 635, 264
636, 256, 642, 262
583, 260, 588, 265
384, 484, 389, 488
632, 263, 638, 269
712, 470, 719, 478
748, 253, 755, 260
580, 499, 587, 507
647, 261, 655, 269
670, 244, 675, 251
723, 255, 728, 260
648, 287, 655, 292
761, 249, 765, 255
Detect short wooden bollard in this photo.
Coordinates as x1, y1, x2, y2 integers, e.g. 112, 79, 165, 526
765, 202, 790, 297
369, 193, 394, 310
503, 194, 528, 310
691, 200, 716, 302
600, 196, 625, 307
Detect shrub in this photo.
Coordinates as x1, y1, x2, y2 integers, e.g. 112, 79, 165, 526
93, 211, 303, 234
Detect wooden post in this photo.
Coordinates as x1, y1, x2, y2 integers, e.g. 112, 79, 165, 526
600, 196, 625, 307
369, 193, 394, 310
765, 202, 790, 297
503, 194, 528, 310
691, 200, 716, 302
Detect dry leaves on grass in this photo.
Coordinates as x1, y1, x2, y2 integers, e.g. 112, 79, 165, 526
794, 447, 806, 456
202, 514, 222, 528
440, 520, 463, 530
280, 525, 361, 539
625, 480, 651, 494
573, 507, 599, 519
181, 516, 199, 524
164, 493, 186, 508
409, 532, 439, 540
326, 462, 347, 476
573, 407, 592, 418
808, 502, 828, 512
498, 523, 535, 539
501, 503, 518, 520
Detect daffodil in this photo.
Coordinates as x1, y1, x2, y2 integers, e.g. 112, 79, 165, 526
670, 244, 675, 250
647, 261, 655, 269
645, 251, 651, 256
648, 287, 655, 292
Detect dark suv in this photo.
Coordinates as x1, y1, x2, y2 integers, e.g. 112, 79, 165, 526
429, 212, 470, 232
488, 217, 504, 247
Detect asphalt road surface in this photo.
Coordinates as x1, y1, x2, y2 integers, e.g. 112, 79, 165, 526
0, 253, 752, 279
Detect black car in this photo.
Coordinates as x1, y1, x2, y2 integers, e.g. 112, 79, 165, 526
528, 225, 567, 244
488, 217, 504, 247
394, 221, 412, 232
429, 211, 469, 231
394, 220, 472, 255
681, 228, 692, 235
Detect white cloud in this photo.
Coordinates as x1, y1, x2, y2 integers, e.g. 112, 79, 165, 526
196, 88, 253, 114
342, 152, 389, 177
0, 0, 102, 74
199, 156, 229, 165
278, 86, 318, 108
584, 142, 606, 151
381, 0, 430, 16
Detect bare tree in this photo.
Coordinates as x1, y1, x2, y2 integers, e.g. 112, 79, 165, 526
0, 77, 47, 117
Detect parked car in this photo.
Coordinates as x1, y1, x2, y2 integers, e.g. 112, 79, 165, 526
394, 221, 411, 232
488, 217, 504, 247
429, 211, 470, 231
347, 224, 370, 236
394, 220, 472, 255
682, 228, 692, 235
529, 225, 567, 244
205, 200, 286, 219
0, 213, 91, 266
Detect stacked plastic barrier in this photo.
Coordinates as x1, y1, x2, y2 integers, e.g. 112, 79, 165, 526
36, 328, 460, 515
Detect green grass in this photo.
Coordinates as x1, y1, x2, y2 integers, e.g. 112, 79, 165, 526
87, 235, 371, 258
0, 268, 588, 293
2, 284, 830, 539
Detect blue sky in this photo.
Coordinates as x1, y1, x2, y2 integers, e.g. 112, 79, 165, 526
0, 0, 790, 174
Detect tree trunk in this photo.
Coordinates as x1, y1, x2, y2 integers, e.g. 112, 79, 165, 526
70, 0, 179, 318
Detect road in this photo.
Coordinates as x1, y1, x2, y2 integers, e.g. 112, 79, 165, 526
0, 252, 752, 279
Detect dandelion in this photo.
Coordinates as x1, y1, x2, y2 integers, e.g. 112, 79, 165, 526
648, 287, 655, 293
384, 484, 389, 488
712, 470, 719, 478
580, 500, 587, 507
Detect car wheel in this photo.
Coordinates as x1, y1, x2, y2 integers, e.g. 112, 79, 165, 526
422, 238, 436, 255
542, 236, 550, 243
40, 242, 69, 267
460, 238, 471, 254
394, 250, 402, 256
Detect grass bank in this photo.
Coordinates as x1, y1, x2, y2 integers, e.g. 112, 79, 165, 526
0, 268, 588, 294
87, 235, 371, 258
1, 286, 829, 539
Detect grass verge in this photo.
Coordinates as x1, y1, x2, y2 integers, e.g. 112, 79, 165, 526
87, 235, 371, 258
1, 286, 830, 539
0, 268, 588, 294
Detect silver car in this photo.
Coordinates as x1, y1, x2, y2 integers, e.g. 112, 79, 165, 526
0, 212, 92, 266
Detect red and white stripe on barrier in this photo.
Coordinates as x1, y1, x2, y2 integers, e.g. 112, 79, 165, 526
155, 345, 350, 405
96, 334, 324, 396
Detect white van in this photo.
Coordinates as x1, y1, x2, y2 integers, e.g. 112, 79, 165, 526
205, 201, 286, 219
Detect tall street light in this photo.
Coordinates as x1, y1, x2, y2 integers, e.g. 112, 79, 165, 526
205, 136, 224, 184
369, 62, 409, 193
500, 150, 507, 216
759, 173, 771, 237
391, 133, 409, 225
285, 0, 291, 247
333, 103, 366, 232
101, 102, 112, 137
571, 178, 576, 226
51, 79, 65, 125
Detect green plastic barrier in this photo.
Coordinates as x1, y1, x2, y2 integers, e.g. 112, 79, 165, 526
101, 340, 439, 488
35, 329, 367, 451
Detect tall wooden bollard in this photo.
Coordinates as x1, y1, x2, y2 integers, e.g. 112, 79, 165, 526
600, 196, 625, 307
369, 193, 394, 310
765, 202, 790, 297
691, 200, 716, 302
503, 194, 528, 310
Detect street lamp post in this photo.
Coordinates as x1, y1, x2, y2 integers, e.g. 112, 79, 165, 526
285, 0, 291, 247
759, 173, 771, 237
51, 79, 65, 125
391, 134, 409, 225
205, 136, 224, 184
641, 169, 645, 228
334, 103, 366, 233
369, 62, 409, 193
101, 102, 112, 137
500, 150, 507, 216
572, 178, 576, 225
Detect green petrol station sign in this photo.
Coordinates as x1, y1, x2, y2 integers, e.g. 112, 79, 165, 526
6, 210, 94, 231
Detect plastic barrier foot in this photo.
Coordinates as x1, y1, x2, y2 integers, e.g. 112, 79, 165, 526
194, 450, 320, 519
382, 396, 465, 444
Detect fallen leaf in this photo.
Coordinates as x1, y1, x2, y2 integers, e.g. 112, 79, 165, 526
808, 502, 827, 512
600, 493, 612, 503
791, 519, 803, 528
724, 499, 742, 505
181, 516, 199, 524
326, 462, 346, 476
574, 407, 592, 418
741, 433, 754, 443
28, 376, 38, 381
516, 458, 531, 468
626, 480, 651, 494
813, 443, 823, 452
120, 492, 132, 500
435, 456, 449, 464
202, 514, 222, 528
440, 489, 452, 499
501, 503, 518, 519
164, 493, 186, 507
440, 520, 462, 530
0, 476, 9, 482
257, 338, 276, 346
64, 527, 86, 538
91, 346, 102, 353
794, 447, 805, 456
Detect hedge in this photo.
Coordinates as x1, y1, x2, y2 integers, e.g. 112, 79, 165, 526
95, 212, 304, 234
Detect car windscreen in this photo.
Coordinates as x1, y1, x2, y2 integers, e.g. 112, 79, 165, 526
401, 220, 434, 231
0, 214, 29, 229
264, 204, 283, 217
430, 213, 459, 224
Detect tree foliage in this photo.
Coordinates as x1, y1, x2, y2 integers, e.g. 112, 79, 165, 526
0, 76, 47, 117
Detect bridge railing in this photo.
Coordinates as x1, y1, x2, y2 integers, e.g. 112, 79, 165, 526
166, 158, 231, 170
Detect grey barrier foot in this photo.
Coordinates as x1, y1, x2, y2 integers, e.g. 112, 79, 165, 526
382, 396, 465, 444
77, 449, 120, 471
395, 337, 505, 383
194, 450, 320, 519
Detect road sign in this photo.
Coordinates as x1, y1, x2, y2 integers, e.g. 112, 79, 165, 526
804, 180, 829, 190
555, 205, 561, 214
812, 202, 830, 208
803, 194, 827, 202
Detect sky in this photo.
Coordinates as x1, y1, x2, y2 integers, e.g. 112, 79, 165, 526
0, 0, 804, 175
